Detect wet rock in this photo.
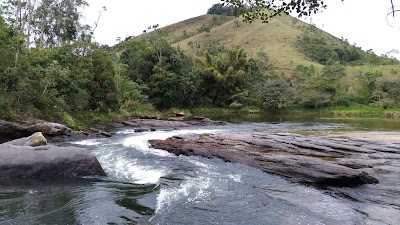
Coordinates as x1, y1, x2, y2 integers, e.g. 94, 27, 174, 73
139, 116, 160, 120
0, 119, 72, 142
6, 132, 47, 147
192, 116, 207, 120
123, 119, 192, 128
148, 133, 397, 187
168, 117, 184, 121
26, 121, 72, 136
89, 128, 113, 137
122, 121, 140, 127
134, 128, 150, 133
0, 133, 106, 178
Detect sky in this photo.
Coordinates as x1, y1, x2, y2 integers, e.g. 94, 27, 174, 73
83, 0, 400, 58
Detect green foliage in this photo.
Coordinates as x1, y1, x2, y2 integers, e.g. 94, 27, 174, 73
120, 40, 154, 82
196, 46, 251, 106
196, 15, 227, 34
254, 51, 270, 72
313, 63, 345, 94
115, 75, 143, 104
197, 39, 226, 56
0, 93, 12, 120
295, 64, 315, 78
297, 29, 399, 66
120, 36, 201, 109
373, 79, 400, 108
221, 0, 328, 23
33, 0, 91, 48
255, 77, 297, 110
300, 90, 332, 109
207, 4, 234, 16
0, 10, 14, 71
88, 48, 119, 111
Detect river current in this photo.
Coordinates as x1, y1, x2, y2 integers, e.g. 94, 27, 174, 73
1, 119, 399, 224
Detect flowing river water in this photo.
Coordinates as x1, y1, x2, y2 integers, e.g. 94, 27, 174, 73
1, 116, 399, 224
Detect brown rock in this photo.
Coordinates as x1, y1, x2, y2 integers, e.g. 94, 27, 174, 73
148, 133, 393, 187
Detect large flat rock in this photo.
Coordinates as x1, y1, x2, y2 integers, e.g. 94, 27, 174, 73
149, 133, 400, 187
0, 133, 106, 178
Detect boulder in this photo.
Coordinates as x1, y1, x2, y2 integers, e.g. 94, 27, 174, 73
0, 133, 106, 178
6, 132, 47, 147
0, 119, 72, 142
26, 121, 72, 136
134, 128, 150, 133
0, 120, 31, 141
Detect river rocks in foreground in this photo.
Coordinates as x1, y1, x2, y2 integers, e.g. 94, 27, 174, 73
0, 132, 106, 178
0, 119, 72, 142
149, 133, 400, 187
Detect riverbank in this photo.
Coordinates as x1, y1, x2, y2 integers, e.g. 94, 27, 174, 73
328, 131, 400, 143
2, 105, 400, 134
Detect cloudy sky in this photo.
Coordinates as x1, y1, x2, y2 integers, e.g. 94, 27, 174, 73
83, 0, 400, 57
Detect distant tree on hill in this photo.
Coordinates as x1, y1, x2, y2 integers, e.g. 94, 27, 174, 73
221, 0, 330, 22
207, 3, 234, 16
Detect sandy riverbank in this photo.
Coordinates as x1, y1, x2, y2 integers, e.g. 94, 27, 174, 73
328, 131, 400, 143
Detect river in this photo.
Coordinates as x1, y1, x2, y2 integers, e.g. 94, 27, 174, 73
0, 116, 399, 224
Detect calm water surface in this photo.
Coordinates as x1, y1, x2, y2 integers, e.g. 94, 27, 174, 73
1, 116, 399, 224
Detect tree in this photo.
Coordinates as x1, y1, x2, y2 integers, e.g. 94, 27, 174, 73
221, 0, 333, 23
207, 3, 234, 16
256, 77, 296, 110
32, 0, 89, 49
0, 8, 14, 68
196, 46, 250, 106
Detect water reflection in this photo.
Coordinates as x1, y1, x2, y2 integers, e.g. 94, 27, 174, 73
0, 178, 159, 224
0, 178, 90, 225
201, 112, 400, 131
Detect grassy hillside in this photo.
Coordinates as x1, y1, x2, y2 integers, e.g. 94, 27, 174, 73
129, 13, 399, 75
133, 15, 234, 45
174, 14, 320, 70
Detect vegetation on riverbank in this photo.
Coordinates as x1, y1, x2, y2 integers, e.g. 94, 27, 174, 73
1, 2, 400, 128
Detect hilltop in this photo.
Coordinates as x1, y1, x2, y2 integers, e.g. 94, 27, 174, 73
126, 13, 399, 75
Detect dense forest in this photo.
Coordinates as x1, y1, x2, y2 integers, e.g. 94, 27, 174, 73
1, 1, 400, 127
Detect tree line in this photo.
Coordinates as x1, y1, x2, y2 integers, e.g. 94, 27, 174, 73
1, 1, 400, 125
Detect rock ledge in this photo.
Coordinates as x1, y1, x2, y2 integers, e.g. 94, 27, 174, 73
149, 132, 400, 187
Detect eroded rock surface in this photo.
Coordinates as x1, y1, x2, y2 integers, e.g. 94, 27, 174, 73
149, 133, 400, 187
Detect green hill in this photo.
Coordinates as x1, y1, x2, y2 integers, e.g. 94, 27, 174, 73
115, 12, 400, 113
128, 13, 399, 75
174, 14, 317, 69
